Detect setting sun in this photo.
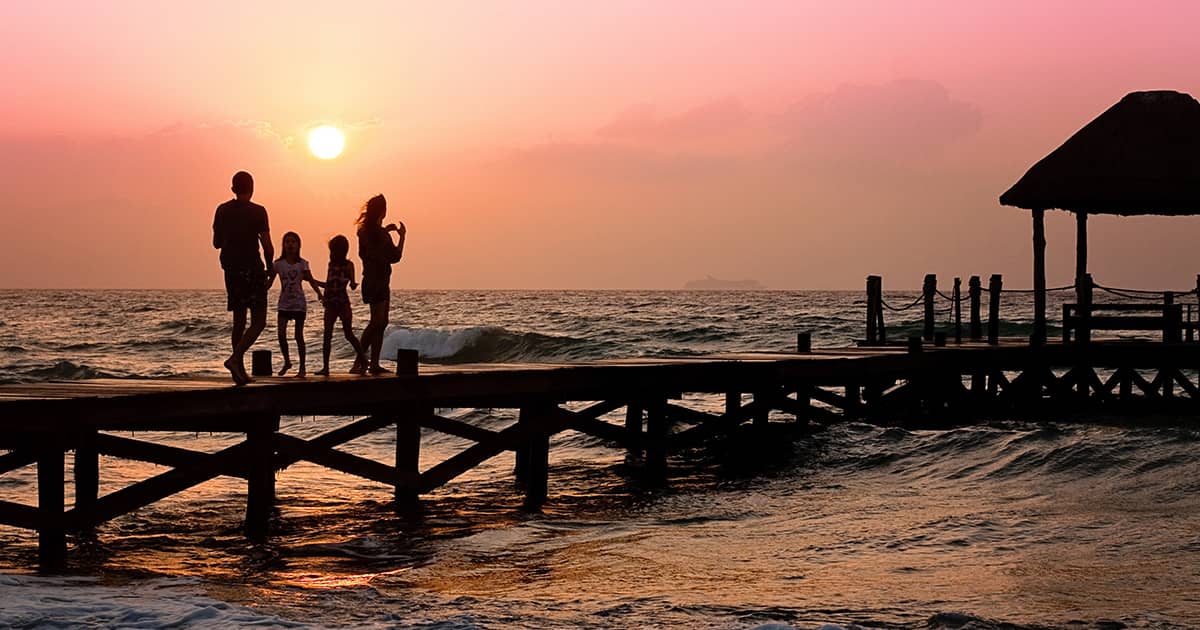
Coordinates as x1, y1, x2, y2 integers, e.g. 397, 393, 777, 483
307, 125, 345, 159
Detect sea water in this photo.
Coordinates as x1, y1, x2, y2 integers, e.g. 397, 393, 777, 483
0, 289, 1197, 629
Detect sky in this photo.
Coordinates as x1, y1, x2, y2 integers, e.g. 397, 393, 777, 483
1, 0, 1198, 290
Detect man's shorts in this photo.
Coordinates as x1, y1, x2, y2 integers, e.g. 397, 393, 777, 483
224, 267, 268, 312
361, 276, 390, 305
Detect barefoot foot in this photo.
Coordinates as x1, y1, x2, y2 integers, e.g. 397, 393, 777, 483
278, 361, 292, 376
224, 357, 248, 386
314, 367, 330, 377
297, 364, 306, 378
367, 364, 390, 376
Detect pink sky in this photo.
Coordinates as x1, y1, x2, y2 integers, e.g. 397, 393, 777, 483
1, 1, 1198, 289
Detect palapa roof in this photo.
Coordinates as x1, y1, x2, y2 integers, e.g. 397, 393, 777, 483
1000, 90, 1200, 215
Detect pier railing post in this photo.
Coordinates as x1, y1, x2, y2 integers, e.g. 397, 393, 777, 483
37, 438, 66, 569
1165, 292, 1182, 343
244, 415, 278, 542
953, 277, 962, 344
866, 275, 881, 345
969, 276, 982, 341
923, 274, 937, 342
1078, 274, 1093, 344
987, 274, 1002, 345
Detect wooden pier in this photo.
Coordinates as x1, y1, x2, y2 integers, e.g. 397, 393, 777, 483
3, 338, 1200, 568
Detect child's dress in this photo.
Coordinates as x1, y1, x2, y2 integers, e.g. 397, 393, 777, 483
274, 257, 310, 322
323, 261, 353, 324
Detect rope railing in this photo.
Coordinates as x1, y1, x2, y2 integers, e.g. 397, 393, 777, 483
864, 273, 1200, 347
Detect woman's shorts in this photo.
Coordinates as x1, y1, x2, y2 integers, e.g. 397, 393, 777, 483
361, 277, 390, 305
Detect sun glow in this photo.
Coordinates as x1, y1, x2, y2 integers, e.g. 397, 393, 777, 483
307, 125, 345, 160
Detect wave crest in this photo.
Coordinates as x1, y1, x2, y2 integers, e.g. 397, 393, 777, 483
380, 325, 613, 363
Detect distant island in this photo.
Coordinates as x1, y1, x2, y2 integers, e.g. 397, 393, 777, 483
683, 276, 766, 290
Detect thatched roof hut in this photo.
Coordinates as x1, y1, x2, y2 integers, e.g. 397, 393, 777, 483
999, 90, 1200, 343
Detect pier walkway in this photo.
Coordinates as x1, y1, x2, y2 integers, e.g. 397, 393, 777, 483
2, 340, 1198, 567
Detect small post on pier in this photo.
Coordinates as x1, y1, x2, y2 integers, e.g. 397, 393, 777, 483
395, 407, 424, 509
923, 274, 937, 342
244, 415, 278, 542
968, 276, 982, 341
953, 277, 962, 344
796, 332, 811, 353
987, 274, 1003, 345
37, 438, 66, 569
74, 429, 99, 520
625, 401, 643, 455
251, 350, 272, 377
645, 400, 669, 480
395, 349, 419, 377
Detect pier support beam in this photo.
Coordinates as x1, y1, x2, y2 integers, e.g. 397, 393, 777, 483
37, 439, 65, 570
244, 415, 278, 542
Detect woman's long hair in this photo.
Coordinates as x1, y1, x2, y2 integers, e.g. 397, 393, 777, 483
355, 194, 387, 230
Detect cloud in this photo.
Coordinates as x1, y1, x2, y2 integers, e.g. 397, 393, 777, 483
773, 79, 982, 160
596, 98, 750, 143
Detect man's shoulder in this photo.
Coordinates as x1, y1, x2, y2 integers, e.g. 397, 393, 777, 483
216, 199, 267, 213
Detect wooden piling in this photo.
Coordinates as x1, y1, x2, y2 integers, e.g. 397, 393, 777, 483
625, 401, 643, 454
645, 400, 668, 479
923, 274, 937, 342
987, 274, 1002, 345
395, 409, 422, 508
37, 439, 65, 569
865, 276, 883, 345
74, 430, 98, 517
968, 276, 982, 341
753, 391, 770, 426
1078, 274, 1093, 344
243, 416, 278, 542
519, 405, 551, 508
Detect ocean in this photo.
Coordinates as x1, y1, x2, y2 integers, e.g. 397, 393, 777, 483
0, 289, 1197, 629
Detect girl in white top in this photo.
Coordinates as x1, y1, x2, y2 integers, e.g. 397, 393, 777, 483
267, 231, 323, 376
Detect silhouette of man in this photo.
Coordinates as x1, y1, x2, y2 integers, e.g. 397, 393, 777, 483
212, 171, 273, 385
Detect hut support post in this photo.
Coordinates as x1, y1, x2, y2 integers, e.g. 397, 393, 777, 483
968, 276, 982, 341
1032, 209, 1047, 345
987, 274, 1003, 345
923, 274, 937, 341
37, 439, 66, 569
